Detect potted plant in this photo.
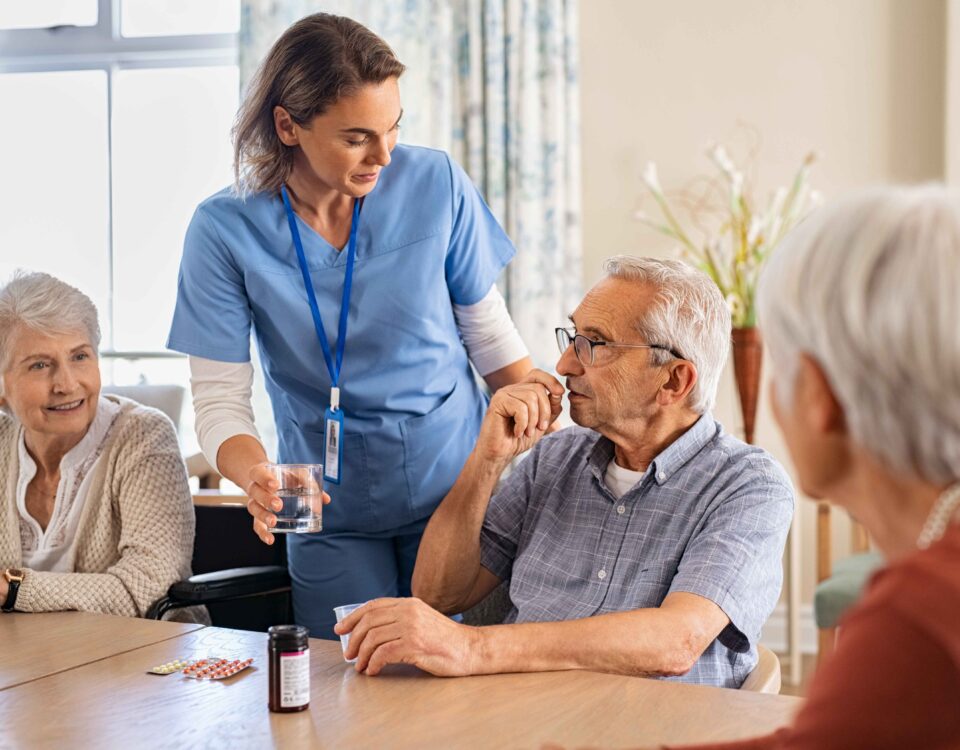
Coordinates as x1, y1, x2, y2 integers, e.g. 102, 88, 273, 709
638, 144, 818, 443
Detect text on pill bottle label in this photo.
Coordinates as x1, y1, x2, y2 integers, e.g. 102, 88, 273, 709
280, 649, 310, 707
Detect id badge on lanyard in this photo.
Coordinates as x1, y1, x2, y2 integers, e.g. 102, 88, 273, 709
281, 185, 359, 485
324, 388, 344, 484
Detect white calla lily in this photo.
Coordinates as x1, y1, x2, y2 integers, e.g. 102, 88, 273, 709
642, 162, 662, 195
637, 141, 818, 328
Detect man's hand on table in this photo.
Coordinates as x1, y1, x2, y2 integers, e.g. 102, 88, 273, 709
335, 597, 482, 677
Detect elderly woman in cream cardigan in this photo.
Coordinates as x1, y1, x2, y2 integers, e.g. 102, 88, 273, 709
0, 271, 200, 620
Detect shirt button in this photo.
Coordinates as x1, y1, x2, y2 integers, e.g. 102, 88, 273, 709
616, 505, 626, 515
597, 570, 607, 580
657, 471, 666, 481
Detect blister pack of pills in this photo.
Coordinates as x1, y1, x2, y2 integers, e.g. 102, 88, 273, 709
181, 657, 255, 680
146, 656, 254, 679
147, 658, 193, 675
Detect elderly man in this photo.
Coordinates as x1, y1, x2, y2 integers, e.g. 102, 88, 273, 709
336, 256, 793, 687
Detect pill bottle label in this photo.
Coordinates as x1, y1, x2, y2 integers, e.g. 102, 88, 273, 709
279, 649, 310, 708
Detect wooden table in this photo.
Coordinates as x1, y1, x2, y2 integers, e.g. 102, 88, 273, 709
0, 611, 204, 691
0, 624, 802, 748
192, 490, 246, 507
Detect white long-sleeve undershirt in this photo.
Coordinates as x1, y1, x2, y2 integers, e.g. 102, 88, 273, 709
189, 285, 528, 470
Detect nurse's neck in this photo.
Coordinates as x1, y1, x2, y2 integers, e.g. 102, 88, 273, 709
285, 166, 355, 247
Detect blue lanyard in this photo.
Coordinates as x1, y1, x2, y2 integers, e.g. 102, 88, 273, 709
280, 184, 359, 397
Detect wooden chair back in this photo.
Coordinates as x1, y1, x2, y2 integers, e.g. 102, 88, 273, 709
740, 644, 781, 694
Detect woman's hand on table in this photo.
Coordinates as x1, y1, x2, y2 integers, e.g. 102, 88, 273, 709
336, 597, 482, 677
244, 462, 331, 545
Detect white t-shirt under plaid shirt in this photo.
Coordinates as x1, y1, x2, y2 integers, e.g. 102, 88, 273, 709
478, 415, 794, 688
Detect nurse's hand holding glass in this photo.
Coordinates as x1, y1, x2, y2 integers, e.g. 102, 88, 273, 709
167, 13, 536, 638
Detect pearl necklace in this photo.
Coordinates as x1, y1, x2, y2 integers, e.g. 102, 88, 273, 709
916, 483, 960, 550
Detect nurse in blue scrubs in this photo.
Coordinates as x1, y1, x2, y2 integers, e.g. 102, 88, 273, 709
167, 14, 534, 638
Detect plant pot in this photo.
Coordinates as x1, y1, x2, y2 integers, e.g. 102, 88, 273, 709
731, 326, 763, 445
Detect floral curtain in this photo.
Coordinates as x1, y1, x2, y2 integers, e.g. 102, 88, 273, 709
240, 0, 582, 369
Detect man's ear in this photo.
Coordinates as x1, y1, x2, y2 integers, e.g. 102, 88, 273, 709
273, 106, 299, 147
796, 353, 846, 435
657, 359, 698, 407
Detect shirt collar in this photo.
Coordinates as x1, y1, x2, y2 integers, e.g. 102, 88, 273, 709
585, 413, 718, 486
648, 413, 717, 484
586, 434, 616, 484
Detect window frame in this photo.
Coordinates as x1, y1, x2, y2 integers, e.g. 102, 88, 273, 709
0, 0, 238, 359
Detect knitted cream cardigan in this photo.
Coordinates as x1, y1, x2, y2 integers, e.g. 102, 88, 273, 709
1, 395, 199, 619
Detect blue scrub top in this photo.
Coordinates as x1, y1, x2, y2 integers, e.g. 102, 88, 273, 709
168, 144, 515, 533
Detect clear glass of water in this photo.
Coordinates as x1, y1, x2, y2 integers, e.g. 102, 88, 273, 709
265, 463, 323, 533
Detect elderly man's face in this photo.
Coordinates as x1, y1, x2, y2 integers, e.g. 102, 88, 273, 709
557, 278, 668, 434
1, 326, 100, 441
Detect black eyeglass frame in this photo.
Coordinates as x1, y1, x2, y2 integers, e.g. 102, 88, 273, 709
554, 327, 684, 366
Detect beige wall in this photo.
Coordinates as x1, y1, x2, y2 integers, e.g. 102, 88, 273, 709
580, 0, 946, 607
948, 0, 960, 183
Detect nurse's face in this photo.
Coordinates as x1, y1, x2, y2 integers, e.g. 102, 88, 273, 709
275, 77, 402, 198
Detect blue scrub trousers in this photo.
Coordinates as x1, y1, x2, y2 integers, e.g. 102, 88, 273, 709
285, 517, 429, 639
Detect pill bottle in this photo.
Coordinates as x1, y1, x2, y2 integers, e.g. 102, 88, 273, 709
268, 624, 310, 712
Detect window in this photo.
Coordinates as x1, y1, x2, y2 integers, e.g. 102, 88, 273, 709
119, 0, 239, 37
0, 2, 99, 31
0, 1, 240, 455
0, 70, 111, 335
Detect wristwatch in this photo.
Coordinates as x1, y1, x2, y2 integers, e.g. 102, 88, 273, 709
2, 568, 24, 612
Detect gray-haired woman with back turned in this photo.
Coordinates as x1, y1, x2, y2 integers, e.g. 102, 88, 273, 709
0, 271, 200, 620
670, 186, 960, 748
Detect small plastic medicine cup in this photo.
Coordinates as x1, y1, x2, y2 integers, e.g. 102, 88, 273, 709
333, 602, 367, 662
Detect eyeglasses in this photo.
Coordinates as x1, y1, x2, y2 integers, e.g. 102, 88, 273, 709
555, 327, 684, 367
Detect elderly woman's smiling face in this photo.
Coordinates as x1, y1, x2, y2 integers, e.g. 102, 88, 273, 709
1, 326, 101, 440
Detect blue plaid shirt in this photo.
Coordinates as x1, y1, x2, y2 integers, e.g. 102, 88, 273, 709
479, 415, 794, 688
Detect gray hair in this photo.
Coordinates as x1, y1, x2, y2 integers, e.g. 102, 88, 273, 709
757, 184, 960, 484
603, 256, 731, 414
0, 270, 101, 381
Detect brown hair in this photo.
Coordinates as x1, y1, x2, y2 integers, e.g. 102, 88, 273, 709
232, 13, 405, 196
